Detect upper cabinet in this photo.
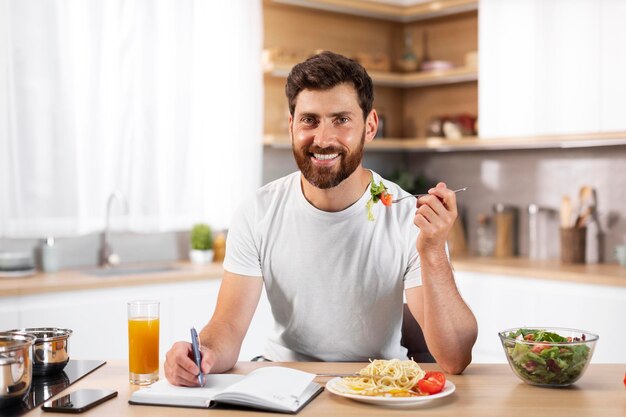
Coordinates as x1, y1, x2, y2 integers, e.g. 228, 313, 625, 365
263, 0, 626, 152
263, 0, 479, 148
479, 0, 626, 138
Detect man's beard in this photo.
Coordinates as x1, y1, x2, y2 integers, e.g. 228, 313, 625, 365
292, 130, 365, 189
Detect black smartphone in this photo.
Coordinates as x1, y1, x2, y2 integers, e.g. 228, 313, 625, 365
42, 389, 117, 413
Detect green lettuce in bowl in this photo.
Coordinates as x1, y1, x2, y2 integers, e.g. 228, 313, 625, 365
498, 327, 598, 387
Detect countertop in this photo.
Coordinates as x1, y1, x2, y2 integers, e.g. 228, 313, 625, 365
0, 262, 224, 297
452, 256, 626, 288
2, 257, 625, 298
24, 360, 626, 417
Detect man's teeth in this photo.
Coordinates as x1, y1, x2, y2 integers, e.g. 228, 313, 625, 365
313, 153, 339, 160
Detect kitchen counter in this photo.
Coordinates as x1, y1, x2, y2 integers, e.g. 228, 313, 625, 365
452, 256, 626, 288
24, 360, 626, 417
2, 257, 625, 298
0, 262, 224, 297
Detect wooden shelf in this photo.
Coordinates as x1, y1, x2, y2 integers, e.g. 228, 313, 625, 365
265, 62, 477, 88
271, 0, 478, 22
264, 131, 626, 152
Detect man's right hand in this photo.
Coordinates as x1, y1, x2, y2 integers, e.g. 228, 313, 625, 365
164, 341, 215, 386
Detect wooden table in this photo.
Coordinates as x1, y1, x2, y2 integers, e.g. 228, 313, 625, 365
27, 361, 626, 416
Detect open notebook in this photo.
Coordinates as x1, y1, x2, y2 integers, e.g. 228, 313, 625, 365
129, 367, 324, 414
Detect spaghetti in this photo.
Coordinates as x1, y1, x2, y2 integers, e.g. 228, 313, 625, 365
340, 359, 426, 397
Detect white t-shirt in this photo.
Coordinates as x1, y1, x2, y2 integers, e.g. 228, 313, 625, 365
223, 170, 422, 361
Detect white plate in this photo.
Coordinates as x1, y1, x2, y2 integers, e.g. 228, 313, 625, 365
325, 377, 455, 408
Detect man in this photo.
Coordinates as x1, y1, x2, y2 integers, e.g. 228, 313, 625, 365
165, 51, 477, 386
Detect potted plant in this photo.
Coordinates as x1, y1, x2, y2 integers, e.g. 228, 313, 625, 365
189, 223, 214, 264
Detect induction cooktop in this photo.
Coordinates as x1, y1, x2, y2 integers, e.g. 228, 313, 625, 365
2, 359, 106, 417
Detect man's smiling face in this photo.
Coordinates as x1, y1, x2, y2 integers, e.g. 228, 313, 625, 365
290, 83, 366, 189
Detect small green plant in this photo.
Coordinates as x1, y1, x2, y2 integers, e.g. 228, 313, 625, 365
191, 223, 213, 250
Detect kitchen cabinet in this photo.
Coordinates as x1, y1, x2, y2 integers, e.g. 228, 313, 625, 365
455, 270, 626, 363
479, 0, 626, 139
4, 280, 273, 362
263, 0, 478, 144
263, 1, 626, 154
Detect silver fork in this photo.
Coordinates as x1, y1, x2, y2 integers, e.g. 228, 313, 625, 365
392, 187, 467, 203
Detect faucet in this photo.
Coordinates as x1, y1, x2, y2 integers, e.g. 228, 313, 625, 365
100, 191, 128, 268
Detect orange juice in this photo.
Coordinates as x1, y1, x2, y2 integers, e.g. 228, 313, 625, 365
128, 317, 159, 375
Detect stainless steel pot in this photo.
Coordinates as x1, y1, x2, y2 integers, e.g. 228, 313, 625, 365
0, 332, 36, 408
8, 328, 72, 376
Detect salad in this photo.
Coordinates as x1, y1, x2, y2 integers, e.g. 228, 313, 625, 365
366, 179, 392, 221
502, 328, 592, 386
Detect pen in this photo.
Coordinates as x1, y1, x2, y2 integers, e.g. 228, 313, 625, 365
190, 327, 205, 387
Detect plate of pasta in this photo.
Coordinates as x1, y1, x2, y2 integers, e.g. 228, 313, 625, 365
325, 359, 455, 407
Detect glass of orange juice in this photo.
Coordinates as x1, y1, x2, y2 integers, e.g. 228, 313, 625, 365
127, 300, 159, 385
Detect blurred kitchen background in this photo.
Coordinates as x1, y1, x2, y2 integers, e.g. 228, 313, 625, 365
1, 0, 625, 364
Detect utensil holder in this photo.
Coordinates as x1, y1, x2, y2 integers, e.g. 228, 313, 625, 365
560, 227, 586, 264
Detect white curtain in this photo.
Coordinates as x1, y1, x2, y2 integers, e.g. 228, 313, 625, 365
0, 0, 263, 237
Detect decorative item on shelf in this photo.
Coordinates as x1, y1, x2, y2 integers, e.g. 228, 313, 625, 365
419, 31, 454, 72
189, 223, 214, 265
354, 52, 391, 72
465, 50, 478, 69
396, 29, 418, 72
261, 47, 314, 71
426, 114, 477, 139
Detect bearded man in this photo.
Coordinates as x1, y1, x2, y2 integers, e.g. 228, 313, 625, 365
165, 51, 477, 386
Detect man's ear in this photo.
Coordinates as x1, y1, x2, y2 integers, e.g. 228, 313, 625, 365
288, 115, 293, 141
364, 109, 379, 143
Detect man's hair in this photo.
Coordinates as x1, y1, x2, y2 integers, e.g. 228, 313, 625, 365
285, 51, 374, 120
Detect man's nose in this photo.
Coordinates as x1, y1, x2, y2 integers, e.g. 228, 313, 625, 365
313, 121, 336, 148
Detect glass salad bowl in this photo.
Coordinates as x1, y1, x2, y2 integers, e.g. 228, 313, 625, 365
498, 327, 598, 387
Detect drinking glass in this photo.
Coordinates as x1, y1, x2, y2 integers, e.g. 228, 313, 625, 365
127, 300, 159, 385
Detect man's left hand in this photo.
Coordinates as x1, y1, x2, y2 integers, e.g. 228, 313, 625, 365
413, 182, 458, 254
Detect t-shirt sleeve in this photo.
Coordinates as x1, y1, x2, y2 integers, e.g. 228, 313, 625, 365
222, 202, 263, 277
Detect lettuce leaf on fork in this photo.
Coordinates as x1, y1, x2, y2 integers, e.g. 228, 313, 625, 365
366, 179, 388, 221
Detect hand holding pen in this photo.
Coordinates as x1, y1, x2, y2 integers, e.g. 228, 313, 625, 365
190, 327, 205, 387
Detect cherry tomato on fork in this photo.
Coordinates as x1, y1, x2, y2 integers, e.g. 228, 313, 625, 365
380, 192, 393, 207
416, 371, 446, 395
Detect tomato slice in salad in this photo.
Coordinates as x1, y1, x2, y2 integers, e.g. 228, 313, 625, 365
415, 371, 446, 395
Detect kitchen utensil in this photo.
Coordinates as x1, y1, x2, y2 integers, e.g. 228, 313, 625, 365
392, 187, 467, 203
560, 196, 572, 228
498, 327, 598, 387
575, 186, 594, 228
560, 227, 586, 264
8, 328, 73, 376
0, 332, 36, 408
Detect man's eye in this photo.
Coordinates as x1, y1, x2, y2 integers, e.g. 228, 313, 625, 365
336, 117, 349, 124
301, 117, 317, 125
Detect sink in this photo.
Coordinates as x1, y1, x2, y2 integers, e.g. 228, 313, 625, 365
84, 265, 180, 277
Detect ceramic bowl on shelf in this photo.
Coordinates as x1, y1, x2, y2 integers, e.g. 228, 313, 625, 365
498, 327, 598, 387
